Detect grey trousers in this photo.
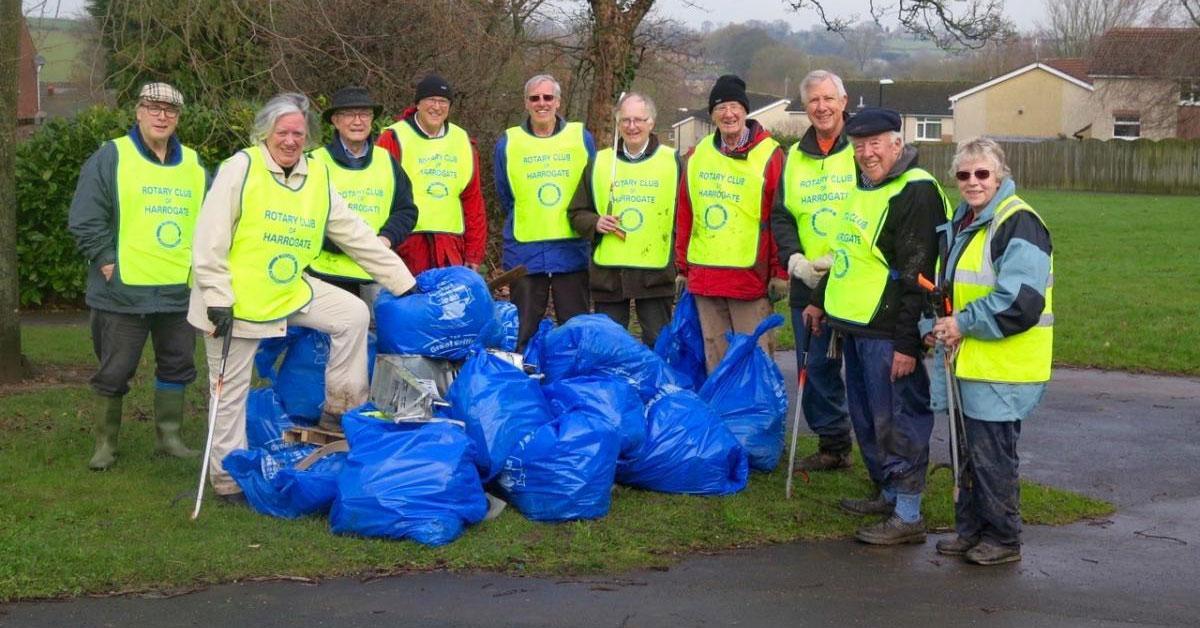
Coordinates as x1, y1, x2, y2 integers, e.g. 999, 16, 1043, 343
955, 417, 1023, 547
89, 309, 196, 397
594, 296, 673, 348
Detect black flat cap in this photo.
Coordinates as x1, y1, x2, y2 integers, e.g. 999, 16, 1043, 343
845, 107, 902, 137
323, 86, 383, 123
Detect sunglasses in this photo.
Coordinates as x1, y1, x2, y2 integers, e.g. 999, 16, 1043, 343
955, 169, 992, 181
527, 94, 556, 103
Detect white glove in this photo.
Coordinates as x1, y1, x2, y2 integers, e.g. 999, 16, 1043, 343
812, 253, 833, 272
788, 253, 825, 289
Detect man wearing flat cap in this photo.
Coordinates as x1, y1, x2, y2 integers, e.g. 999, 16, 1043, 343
307, 86, 419, 296
676, 74, 787, 373
68, 82, 208, 470
377, 74, 487, 276
803, 107, 950, 545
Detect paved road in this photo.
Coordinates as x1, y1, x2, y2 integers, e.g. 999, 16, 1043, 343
4, 362, 1199, 627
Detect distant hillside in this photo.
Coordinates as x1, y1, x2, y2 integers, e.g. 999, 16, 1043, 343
25, 16, 90, 83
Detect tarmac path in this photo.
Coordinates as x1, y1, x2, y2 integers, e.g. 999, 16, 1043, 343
3, 359, 1198, 627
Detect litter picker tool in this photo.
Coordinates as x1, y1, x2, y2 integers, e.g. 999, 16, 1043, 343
785, 321, 814, 499
191, 325, 233, 520
604, 91, 628, 241
918, 273, 969, 502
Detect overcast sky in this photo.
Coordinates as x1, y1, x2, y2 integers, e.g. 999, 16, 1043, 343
25, 0, 1049, 31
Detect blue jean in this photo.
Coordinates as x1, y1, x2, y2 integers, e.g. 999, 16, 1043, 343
955, 417, 1022, 547
791, 306, 851, 454
842, 334, 934, 494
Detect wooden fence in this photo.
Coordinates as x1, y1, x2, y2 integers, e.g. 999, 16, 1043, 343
916, 139, 1200, 195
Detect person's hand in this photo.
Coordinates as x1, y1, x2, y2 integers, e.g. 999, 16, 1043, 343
802, 304, 824, 336
377, 235, 392, 249
465, 262, 480, 272
933, 316, 962, 349
100, 263, 114, 282
674, 274, 688, 299
596, 214, 621, 234
923, 333, 937, 349
787, 253, 824, 289
206, 306, 234, 338
891, 351, 917, 381
768, 277, 789, 303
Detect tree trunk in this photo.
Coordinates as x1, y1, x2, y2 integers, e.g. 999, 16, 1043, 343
0, 0, 29, 383
584, 0, 654, 147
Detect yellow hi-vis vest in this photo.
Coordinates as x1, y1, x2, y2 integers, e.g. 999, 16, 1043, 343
781, 140, 856, 260
590, 145, 679, 269
112, 135, 205, 286
306, 145, 395, 281
825, 168, 949, 325
952, 196, 1054, 383
389, 120, 473, 235
228, 148, 331, 322
505, 122, 589, 242
685, 135, 779, 268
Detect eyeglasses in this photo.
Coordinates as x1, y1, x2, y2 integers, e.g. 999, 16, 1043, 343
527, 94, 556, 103
619, 116, 650, 126
335, 110, 374, 121
139, 103, 180, 119
955, 169, 992, 181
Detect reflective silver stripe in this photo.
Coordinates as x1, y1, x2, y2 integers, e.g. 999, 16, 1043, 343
1046, 273, 1055, 288
1037, 312, 1054, 327
952, 269, 994, 286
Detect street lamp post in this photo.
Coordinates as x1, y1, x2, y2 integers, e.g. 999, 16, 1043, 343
878, 78, 894, 107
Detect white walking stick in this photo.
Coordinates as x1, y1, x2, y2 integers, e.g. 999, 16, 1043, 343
191, 328, 233, 520
605, 91, 627, 241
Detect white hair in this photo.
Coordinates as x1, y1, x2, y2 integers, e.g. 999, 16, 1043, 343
951, 137, 1011, 180
617, 91, 657, 123
524, 74, 562, 98
252, 92, 321, 149
799, 70, 847, 103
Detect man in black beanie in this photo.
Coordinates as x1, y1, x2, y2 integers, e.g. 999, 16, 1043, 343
377, 74, 488, 276
674, 74, 788, 372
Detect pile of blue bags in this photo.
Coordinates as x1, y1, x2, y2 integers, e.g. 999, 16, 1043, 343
227, 270, 786, 547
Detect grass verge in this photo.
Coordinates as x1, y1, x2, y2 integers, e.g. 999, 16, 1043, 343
1, 324, 1113, 602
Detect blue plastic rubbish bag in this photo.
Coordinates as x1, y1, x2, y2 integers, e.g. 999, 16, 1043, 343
330, 406, 488, 546
521, 318, 555, 371
480, 301, 519, 352
616, 390, 749, 495
653, 291, 706, 390
447, 347, 554, 481
224, 447, 345, 519
252, 327, 377, 422
542, 376, 646, 457
698, 314, 788, 471
375, 266, 494, 360
540, 314, 684, 401
495, 412, 619, 522
244, 387, 310, 467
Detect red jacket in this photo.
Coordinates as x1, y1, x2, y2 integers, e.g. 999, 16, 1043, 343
376, 108, 487, 275
674, 120, 786, 300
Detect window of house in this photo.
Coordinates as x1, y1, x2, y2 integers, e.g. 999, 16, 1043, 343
1113, 113, 1141, 139
1181, 80, 1200, 106
915, 117, 942, 141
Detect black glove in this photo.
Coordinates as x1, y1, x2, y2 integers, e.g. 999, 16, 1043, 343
207, 306, 234, 338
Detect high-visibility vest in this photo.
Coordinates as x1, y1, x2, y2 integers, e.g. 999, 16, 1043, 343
952, 196, 1054, 383
227, 148, 331, 322
825, 168, 949, 325
590, 145, 678, 268
306, 145, 395, 281
780, 140, 856, 260
388, 120, 473, 235
504, 122, 588, 242
684, 135, 778, 268
112, 135, 205, 286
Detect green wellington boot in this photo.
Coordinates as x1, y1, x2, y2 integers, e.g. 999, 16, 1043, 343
88, 394, 124, 470
154, 386, 199, 458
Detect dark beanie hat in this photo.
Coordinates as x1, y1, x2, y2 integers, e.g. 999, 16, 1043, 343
415, 74, 454, 103
845, 107, 902, 137
708, 74, 749, 114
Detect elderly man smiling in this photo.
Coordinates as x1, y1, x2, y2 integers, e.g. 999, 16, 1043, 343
804, 107, 950, 545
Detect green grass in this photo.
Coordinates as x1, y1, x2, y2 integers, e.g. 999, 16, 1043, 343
27, 22, 87, 84
773, 189, 1200, 376
0, 323, 1111, 602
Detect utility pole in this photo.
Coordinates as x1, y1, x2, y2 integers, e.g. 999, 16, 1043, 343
0, 0, 29, 383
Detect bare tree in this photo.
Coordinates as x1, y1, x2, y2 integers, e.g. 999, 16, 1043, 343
841, 22, 883, 72
0, 0, 27, 383
578, 0, 656, 144
1041, 0, 1158, 57
783, 0, 1013, 50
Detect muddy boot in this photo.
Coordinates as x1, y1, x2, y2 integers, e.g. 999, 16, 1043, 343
935, 535, 979, 556
839, 491, 895, 516
854, 514, 927, 545
317, 410, 343, 433
88, 394, 124, 470
154, 385, 198, 458
795, 449, 852, 472
964, 541, 1021, 565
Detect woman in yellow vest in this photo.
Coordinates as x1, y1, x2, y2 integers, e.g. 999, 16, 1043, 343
570, 92, 682, 347
188, 93, 416, 505
931, 137, 1054, 566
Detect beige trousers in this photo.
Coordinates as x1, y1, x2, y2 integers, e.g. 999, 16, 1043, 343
694, 295, 774, 374
204, 278, 371, 495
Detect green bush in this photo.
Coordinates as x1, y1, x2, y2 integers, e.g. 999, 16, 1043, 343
16, 103, 256, 306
